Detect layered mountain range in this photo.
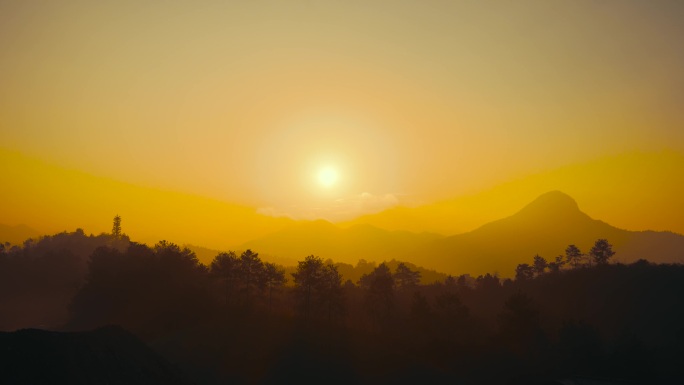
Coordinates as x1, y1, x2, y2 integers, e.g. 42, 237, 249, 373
240, 191, 684, 276
2, 149, 684, 277
3, 189, 683, 277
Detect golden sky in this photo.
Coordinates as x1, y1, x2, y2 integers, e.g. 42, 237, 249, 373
1, 1, 684, 225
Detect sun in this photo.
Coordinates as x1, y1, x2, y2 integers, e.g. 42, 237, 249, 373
317, 166, 338, 188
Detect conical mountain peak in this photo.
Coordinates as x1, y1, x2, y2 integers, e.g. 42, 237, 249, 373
516, 190, 581, 217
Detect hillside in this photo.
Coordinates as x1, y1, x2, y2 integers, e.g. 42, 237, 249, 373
241, 220, 443, 265
0, 326, 191, 385
0, 223, 40, 245
416, 191, 684, 276
235, 191, 684, 277
343, 151, 684, 236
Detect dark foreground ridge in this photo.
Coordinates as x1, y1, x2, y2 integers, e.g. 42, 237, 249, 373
0, 326, 192, 385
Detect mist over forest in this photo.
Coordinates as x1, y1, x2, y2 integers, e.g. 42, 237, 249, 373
1, 213, 683, 384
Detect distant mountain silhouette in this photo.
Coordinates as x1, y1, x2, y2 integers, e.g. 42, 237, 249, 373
0, 326, 191, 385
0, 223, 40, 245
241, 220, 443, 265
1, 149, 297, 248
343, 151, 684, 235
6, 149, 684, 252
236, 191, 684, 276
416, 191, 684, 276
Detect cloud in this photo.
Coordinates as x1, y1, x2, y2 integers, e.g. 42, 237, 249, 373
336, 192, 399, 214
257, 192, 401, 222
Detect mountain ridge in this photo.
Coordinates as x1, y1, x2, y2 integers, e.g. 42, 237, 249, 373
415, 190, 684, 277
237, 190, 684, 277
341, 151, 684, 236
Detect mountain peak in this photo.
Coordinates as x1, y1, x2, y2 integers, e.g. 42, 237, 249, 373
516, 191, 581, 217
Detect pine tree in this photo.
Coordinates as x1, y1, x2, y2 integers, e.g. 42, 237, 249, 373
589, 239, 615, 265
112, 215, 122, 238
532, 255, 548, 276
565, 244, 584, 268
393, 262, 421, 290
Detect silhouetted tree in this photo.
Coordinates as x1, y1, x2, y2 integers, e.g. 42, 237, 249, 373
497, 291, 544, 357
319, 263, 345, 323
498, 291, 539, 330
238, 249, 263, 303
532, 255, 548, 276
0, 229, 133, 331
5, 224, 684, 385
262, 262, 286, 313
548, 255, 566, 273
476, 273, 501, 291
393, 262, 421, 291
434, 291, 470, 341
456, 274, 469, 288
565, 244, 583, 268
292, 255, 325, 322
435, 291, 469, 321
410, 291, 431, 329
515, 263, 534, 281
154, 241, 203, 272
290, 256, 344, 323
589, 239, 615, 265
209, 251, 240, 306
68, 246, 125, 328
112, 215, 122, 239
71, 241, 210, 335
359, 263, 395, 327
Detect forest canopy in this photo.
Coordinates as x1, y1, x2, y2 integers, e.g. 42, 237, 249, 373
1, 224, 683, 384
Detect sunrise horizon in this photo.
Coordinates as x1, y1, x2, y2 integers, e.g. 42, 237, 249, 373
2, 1, 684, 384
3, 147, 684, 248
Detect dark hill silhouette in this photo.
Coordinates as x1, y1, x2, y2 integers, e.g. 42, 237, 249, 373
417, 191, 684, 276
0, 223, 40, 245
0, 326, 191, 385
241, 220, 443, 265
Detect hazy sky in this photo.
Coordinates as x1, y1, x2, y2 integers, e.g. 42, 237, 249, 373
2, 0, 683, 220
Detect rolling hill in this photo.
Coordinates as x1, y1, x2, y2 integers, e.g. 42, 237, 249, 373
0, 223, 40, 245
240, 220, 443, 265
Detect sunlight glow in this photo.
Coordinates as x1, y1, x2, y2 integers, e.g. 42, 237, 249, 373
318, 166, 338, 188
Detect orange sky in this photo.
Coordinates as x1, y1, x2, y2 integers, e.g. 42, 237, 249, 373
1, 1, 684, 227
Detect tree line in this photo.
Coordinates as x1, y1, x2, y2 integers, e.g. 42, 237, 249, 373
515, 239, 616, 280
2, 218, 684, 383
